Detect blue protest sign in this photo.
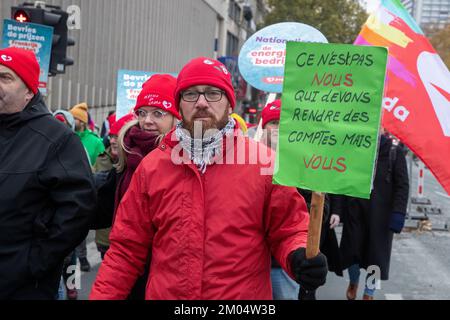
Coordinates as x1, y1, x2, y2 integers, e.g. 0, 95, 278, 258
2, 19, 53, 95
116, 70, 154, 120
116, 70, 177, 120
238, 22, 328, 93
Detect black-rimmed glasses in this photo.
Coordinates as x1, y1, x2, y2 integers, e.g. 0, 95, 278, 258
181, 90, 225, 102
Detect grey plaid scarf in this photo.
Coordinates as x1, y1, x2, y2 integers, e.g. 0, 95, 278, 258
175, 118, 235, 174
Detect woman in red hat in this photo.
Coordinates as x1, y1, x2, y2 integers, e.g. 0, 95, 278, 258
114, 74, 180, 211
100, 74, 180, 300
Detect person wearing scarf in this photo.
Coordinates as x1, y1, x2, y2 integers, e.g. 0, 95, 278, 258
113, 74, 180, 300
91, 57, 327, 300
115, 74, 181, 212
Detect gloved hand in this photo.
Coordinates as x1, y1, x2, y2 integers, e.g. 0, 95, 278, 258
389, 211, 406, 233
329, 214, 340, 229
289, 247, 328, 291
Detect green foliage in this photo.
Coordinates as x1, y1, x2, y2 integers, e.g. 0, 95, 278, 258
263, 0, 368, 44
427, 24, 450, 68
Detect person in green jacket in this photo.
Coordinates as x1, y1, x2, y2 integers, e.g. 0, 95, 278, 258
70, 102, 105, 166
69, 102, 105, 273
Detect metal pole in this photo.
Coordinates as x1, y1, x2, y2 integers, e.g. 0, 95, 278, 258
418, 161, 425, 198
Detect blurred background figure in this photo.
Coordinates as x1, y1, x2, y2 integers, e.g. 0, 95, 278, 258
336, 129, 409, 300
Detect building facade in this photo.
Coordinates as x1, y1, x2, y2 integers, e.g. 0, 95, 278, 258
401, 0, 450, 29
1, 0, 267, 126
205, 0, 269, 114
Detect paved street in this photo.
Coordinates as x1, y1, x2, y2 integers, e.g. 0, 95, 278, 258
407, 156, 450, 231
318, 229, 450, 300
77, 231, 102, 300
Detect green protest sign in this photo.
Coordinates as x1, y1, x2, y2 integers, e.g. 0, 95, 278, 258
273, 42, 388, 199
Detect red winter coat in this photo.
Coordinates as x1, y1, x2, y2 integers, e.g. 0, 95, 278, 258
90, 131, 309, 300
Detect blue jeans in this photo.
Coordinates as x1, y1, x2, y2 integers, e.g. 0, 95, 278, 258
58, 251, 77, 300
57, 277, 65, 300
271, 268, 300, 300
348, 264, 376, 297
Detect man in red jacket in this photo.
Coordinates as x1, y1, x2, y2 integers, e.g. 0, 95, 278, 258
90, 57, 328, 300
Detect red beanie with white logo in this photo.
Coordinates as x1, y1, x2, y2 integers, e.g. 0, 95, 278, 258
134, 74, 180, 120
262, 99, 281, 128
0, 47, 39, 94
174, 57, 236, 110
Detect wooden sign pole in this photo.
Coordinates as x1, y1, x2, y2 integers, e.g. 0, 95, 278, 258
299, 191, 326, 300
306, 192, 325, 259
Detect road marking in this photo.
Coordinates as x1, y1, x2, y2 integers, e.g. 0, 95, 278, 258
385, 294, 404, 300
435, 191, 450, 199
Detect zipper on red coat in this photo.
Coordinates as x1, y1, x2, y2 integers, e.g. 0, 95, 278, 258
200, 170, 207, 297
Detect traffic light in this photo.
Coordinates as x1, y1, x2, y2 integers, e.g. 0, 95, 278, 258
46, 7, 75, 75
13, 9, 31, 23
11, 3, 75, 76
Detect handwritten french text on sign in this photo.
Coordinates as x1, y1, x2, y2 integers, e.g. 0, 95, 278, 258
273, 42, 388, 199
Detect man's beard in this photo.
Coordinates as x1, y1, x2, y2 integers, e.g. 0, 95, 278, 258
182, 108, 230, 139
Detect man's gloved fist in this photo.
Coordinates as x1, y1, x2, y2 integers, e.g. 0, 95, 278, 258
290, 247, 328, 291
389, 211, 406, 234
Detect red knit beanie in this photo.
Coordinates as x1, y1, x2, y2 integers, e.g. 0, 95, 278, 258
109, 113, 135, 136
107, 113, 117, 128
262, 99, 281, 128
134, 74, 180, 120
0, 47, 39, 94
175, 57, 235, 110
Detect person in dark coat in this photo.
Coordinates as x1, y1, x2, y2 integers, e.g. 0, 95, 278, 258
337, 132, 409, 300
0, 47, 96, 300
93, 114, 137, 262
295, 191, 344, 300
297, 191, 343, 278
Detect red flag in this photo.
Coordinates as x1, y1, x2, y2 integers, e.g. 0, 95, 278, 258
355, 0, 450, 195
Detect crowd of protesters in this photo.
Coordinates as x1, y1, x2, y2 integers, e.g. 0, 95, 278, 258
0, 47, 409, 300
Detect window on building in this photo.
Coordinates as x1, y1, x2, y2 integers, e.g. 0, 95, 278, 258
226, 32, 239, 56
228, 0, 241, 24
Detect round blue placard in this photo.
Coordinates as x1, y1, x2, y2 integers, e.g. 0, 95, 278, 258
238, 22, 328, 93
